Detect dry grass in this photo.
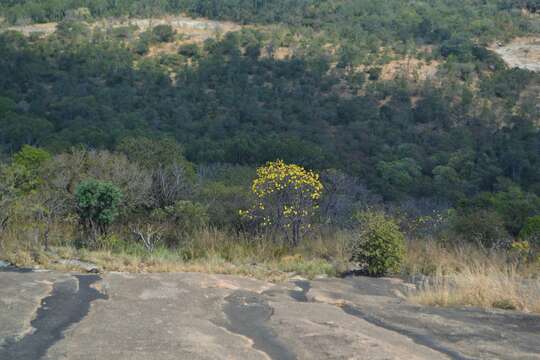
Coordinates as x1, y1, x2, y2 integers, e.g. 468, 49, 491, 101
0, 226, 343, 282
403, 239, 481, 276
406, 240, 540, 313
409, 263, 540, 313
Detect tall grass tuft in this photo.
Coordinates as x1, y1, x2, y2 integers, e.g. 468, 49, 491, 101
406, 240, 540, 313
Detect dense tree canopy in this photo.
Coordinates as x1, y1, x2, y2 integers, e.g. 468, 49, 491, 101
0, 1, 539, 229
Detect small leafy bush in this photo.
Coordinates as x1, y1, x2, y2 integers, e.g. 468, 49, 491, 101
152, 24, 175, 43
133, 39, 149, 55
519, 215, 540, 247
178, 43, 200, 58
351, 211, 405, 276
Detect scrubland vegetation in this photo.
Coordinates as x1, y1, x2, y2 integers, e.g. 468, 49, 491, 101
1, 0, 539, 313
1, 145, 539, 312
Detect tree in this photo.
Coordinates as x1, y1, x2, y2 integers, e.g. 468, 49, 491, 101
118, 138, 194, 208
75, 179, 122, 246
164, 200, 208, 234
151, 163, 192, 208
84, 150, 152, 213
30, 186, 71, 250
129, 209, 167, 252
451, 209, 510, 248
0, 163, 15, 242
48, 149, 152, 214
5, 145, 51, 195
241, 160, 323, 246
376, 158, 421, 199
117, 137, 194, 174
319, 169, 380, 226
489, 186, 540, 236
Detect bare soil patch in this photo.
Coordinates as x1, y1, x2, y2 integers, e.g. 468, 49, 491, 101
491, 37, 540, 72
4, 15, 240, 42
380, 58, 440, 81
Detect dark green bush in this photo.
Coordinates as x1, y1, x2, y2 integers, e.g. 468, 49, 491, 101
152, 24, 175, 43
165, 200, 209, 234
351, 211, 405, 276
75, 179, 122, 246
133, 39, 149, 55
367, 67, 382, 81
178, 43, 200, 58
451, 209, 510, 248
519, 215, 540, 247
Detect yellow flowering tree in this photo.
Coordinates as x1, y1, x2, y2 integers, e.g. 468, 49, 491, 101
241, 160, 323, 246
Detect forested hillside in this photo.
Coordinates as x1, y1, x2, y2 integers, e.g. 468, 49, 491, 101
1, 0, 540, 274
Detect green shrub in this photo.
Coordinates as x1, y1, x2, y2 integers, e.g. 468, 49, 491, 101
75, 179, 122, 246
451, 209, 510, 248
178, 43, 200, 58
367, 67, 382, 81
111, 25, 137, 40
152, 24, 175, 43
96, 234, 124, 251
133, 39, 149, 55
519, 215, 540, 247
165, 200, 208, 234
7, 145, 51, 194
351, 211, 405, 276
56, 20, 90, 39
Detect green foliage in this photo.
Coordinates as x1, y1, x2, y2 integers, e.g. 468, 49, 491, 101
199, 182, 249, 228
56, 19, 90, 39
351, 211, 405, 276
75, 179, 122, 245
489, 186, 540, 235
519, 215, 540, 246
178, 43, 200, 58
0, 27, 538, 205
1, 0, 528, 48
133, 39, 150, 55
165, 200, 208, 234
4, 146, 51, 195
451, 209, 510, 248
152, 24, 175, 43
12, 145, 51, 171
367, 67, 382, 81
0, 97, 16, 115
0, 0, 538, 260
455, 185, 540, 239
481, 68, 532, 102
376, 158, 421, 199
118, 137, 193, 175
96, 233, 124, 251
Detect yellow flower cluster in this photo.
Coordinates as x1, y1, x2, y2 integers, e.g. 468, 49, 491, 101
240, 160, 323, 228
251, 160, 323, 200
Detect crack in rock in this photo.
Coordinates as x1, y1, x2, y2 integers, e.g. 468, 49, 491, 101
290, 280, 470, 360
219, 290, 296, 360
340, 304, 472, 360
0, 275, 107, 360
289, 280, 311, 302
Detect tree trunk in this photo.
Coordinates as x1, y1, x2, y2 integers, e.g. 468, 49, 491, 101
292, 222, 301, 247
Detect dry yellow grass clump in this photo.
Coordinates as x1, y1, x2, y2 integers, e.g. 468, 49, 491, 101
406, 241, 540, 313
